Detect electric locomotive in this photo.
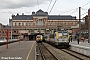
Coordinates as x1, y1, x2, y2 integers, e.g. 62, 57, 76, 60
36, 35, 43, 43
48, 30, 70, 47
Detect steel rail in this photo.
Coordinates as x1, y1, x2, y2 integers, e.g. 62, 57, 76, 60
37, 43, 58, 60
61, 49, 90, 60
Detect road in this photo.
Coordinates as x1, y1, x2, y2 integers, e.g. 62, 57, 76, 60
0, 41, 36, 60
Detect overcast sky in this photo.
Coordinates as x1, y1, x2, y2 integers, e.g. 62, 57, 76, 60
0, 0, 90, 25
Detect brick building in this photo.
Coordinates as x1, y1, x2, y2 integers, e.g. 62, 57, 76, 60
0, 23, 11, 39
81, 8, 90, 30
9, 9, 78, 39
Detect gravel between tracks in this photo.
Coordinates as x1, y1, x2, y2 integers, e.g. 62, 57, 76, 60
43, 42, 80, 60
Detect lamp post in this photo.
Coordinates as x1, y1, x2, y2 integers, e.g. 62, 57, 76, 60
88, 21, 90, 44
79, 7, 81, 42
11, 21, 12, 40
6, 29, 8, 49
24, 28, 26, 42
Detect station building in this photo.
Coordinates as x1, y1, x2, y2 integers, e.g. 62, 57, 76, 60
9, 9, 78, 40
0, 23, 11, 39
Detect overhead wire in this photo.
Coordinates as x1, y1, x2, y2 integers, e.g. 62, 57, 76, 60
81, 0, 90, 16
49, 0, 57, 14
82, 0, 90, 7
81, 8, 87, 11
48, 0, 90, 32
47, 0, 52, 12
47, 0, 57, 32
59, 8, 78, 14
70, 8, 78, 14
81, 12, 88, 16
59, 0, 90, 15
37, 0, 39, 9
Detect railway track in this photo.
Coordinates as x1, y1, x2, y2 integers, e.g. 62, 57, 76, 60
61, 49, 90, 60
36, 43, 58, 60
36, 42, 90, 60
42, 42, 90, 60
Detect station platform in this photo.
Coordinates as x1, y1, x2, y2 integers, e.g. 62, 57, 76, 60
70, 40, 90, 47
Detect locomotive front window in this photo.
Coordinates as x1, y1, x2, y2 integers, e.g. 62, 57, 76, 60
58, 33, 62, 36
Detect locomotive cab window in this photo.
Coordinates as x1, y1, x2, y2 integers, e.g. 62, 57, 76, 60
58, 31, 63, 36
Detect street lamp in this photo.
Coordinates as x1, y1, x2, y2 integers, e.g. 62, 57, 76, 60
11, 21, 12, 40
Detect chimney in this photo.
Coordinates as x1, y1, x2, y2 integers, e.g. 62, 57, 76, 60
22, 13, 24, 15
32, 11, 35, 15
11, 14, 15, 18
17, 13, 19, 15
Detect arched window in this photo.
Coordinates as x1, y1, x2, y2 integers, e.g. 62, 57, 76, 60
36, 19, 45, 26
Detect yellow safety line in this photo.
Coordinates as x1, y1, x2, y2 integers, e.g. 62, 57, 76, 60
26, 42, 35, 60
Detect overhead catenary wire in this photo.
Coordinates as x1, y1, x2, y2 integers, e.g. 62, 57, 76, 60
81, 8, 87, 11
81, 12, 88, 16
59, 8, 78, 14
37, 0, 39, 9
49, 0, 57, 14
59, 0, 90, 15
48, 0, 57, 32
47, 0, 52, 12
82, 1, 90, 7
81, 8, 88, 18
48, 0, 90, 33
70, 8, 78, 14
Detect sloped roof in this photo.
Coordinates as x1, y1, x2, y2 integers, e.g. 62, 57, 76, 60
10, 9, 77, 20
12, 15, 33, 20
11, 15, 76, 20
48, 15, 76, 20
36, 9, 44, 13
2, 25, 10, 29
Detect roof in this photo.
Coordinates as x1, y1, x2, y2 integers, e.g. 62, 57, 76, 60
48, 15, 76, 20
36, 9, 44, 13
12, 15, 33, 20
2, 25, 11, 29
11, 15, 76, 20
10, 9, 77, 20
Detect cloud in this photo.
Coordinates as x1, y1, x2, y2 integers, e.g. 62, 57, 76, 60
0, 0, 49, 9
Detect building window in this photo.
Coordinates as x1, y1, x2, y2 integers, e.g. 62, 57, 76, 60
14, 30, 16, 33
13, 22, 15, 26
68, 22, 71, 26
36, 19, 45, 26
48, 22, 51, 26
26, 22, 29, 26
63, 22, 65, 26
19, 23, 21, 26
31, 22, 33, 26
24, 22, 26, 26
57, 22, 61, 26
29, 23, 31, 26
19, 22, 22, 26
73, 22, 76, 25
3, 31, 4, 33
22, 22, 24, 26
48, 22, 56, 26
16, 22, 19, 26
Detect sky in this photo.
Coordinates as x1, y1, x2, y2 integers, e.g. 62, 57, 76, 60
0, 0, 90, 25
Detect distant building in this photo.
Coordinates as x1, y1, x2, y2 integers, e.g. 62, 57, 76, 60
0, 23, 11, 39
9, 9, 78, 39
81, 8, 90, 30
